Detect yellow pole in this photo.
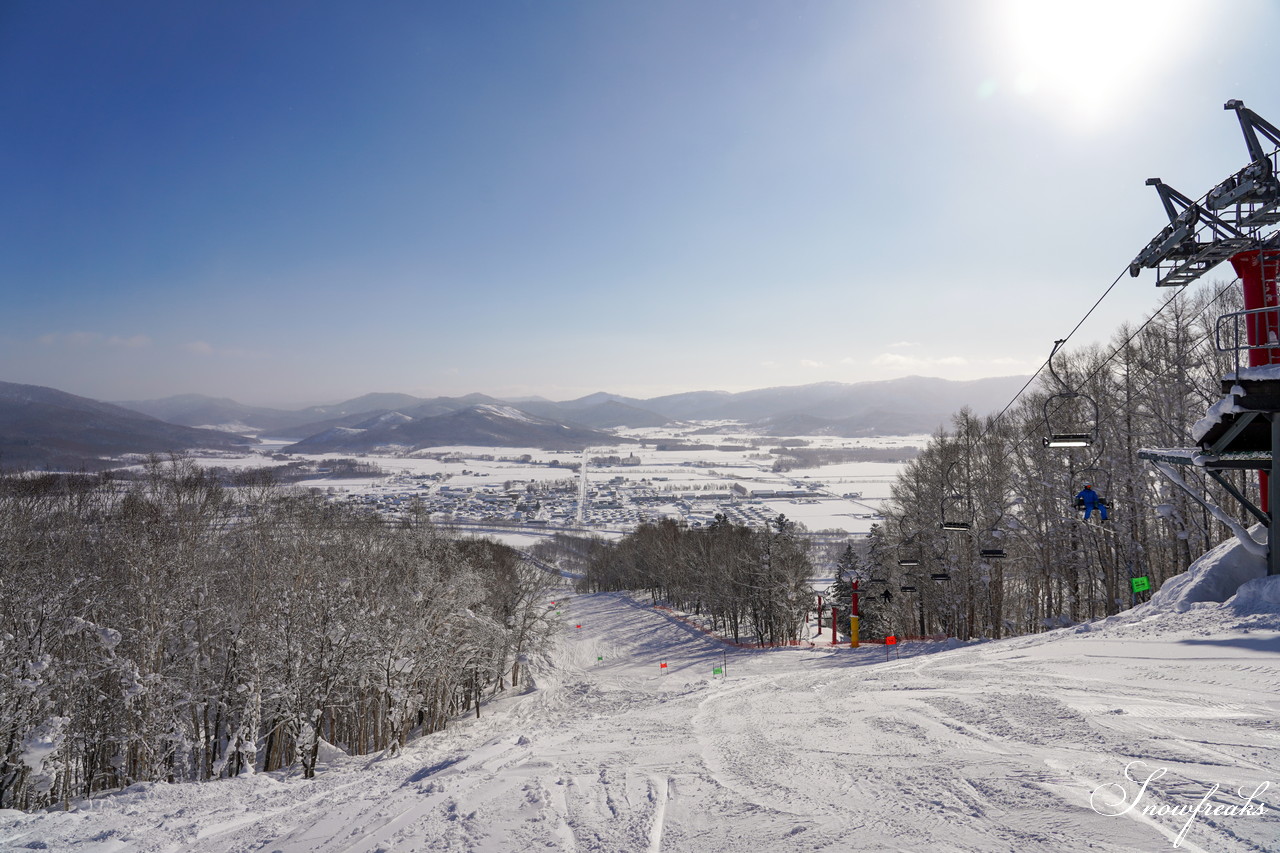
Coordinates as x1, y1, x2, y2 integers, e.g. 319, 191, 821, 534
850, 615, 859, 648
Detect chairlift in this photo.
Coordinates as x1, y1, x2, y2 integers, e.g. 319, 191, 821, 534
1073, 466, 1113, 521
976, 516, 1009, 560
897, 530, 924, 566
1043, 430, 1094, 448
1041, 341, 1100, 449
900, 584, 917, 592
940, 462, 973, 530
930, 572, 952, 581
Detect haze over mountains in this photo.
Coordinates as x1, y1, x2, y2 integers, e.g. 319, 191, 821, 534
121, 375, 1028, 436
1, 375, 1029, 470
0, 381, 256, 471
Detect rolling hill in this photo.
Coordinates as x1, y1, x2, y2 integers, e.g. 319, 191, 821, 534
284, 404, 628, 453
1, 381, 256, 471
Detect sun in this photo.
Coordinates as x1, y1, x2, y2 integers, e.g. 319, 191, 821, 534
989, 0, 1198, 126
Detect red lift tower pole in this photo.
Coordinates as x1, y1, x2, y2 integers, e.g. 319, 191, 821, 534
1232, 248, 1280, 510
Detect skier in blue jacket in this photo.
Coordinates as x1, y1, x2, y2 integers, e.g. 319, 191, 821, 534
1076, 484, 1108, 521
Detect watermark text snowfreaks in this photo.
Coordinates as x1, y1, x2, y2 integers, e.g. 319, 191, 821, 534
1090, 761, 1270, 848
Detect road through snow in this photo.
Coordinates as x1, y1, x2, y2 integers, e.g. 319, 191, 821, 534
3, 586, 1279, 852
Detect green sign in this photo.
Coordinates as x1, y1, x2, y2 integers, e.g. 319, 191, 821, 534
1131, 576, 1151, 593
712, 666, 723, 675
597, 655, 603, 662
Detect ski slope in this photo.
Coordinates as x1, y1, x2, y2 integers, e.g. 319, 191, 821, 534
3, 577, 1279, 852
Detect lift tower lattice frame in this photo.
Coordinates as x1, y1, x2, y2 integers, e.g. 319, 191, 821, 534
1130, 99, 1280, 576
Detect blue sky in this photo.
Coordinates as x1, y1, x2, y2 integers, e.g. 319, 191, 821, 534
2, 0, 1277, 405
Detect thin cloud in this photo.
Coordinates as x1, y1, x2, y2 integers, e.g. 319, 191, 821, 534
106, 335, 151, 348
872, 353, 969, 368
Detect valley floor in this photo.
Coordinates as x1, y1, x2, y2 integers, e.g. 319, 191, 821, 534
3, 588, 1279, 853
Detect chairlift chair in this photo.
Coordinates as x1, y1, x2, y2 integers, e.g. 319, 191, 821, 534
939, 461, 974, 530
931, 572, 952, 581
979, 548, 1007, 559
940, 491, 972, 531
1043, 431, 1094, 448
1042, 394, 1099, 448
896, 531, 923, 566
1041, 341, 1101, 448
1073, 466, 1113, 520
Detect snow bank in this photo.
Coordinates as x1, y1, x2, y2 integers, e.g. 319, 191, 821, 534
1229, 574, 1280, 614
1147, 526, 1269, 613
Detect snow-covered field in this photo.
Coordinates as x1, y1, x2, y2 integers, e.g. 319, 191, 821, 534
167, 429, 923, 540
6, 555, 1278, 852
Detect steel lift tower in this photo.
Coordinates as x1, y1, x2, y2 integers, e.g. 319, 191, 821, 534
1132, 100, 1280, 576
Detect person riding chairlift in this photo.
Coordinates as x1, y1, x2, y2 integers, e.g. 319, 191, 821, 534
1075, 483, 1108, 521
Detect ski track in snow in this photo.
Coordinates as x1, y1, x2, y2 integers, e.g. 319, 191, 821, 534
3, 590, 1279, 852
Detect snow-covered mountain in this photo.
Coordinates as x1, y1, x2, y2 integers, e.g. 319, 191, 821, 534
284, 403, 628, 453
117, 376, 1032, 438
0, 380, 256, 470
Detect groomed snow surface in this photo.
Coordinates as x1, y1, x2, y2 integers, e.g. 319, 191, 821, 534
4, 545, 1280, 852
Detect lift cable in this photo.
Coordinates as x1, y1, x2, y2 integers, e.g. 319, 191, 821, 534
1011, 276, 1238, 455
909, 276, 1236, 544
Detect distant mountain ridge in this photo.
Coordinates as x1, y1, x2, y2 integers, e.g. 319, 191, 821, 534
2, 376, 1029, 471
284, 404, 627, 453
116, 375, 1029, 443
0, 381, 256, 471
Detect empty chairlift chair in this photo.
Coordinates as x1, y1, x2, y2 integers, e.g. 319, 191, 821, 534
1041, 340, 1100, 448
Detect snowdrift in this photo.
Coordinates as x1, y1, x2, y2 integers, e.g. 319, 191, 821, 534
1146, 524, 1271, 613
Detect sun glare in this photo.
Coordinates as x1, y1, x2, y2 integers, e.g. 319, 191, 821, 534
991, 0, 1198, 125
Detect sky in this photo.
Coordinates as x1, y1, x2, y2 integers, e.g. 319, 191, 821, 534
2, 0, 1278, 406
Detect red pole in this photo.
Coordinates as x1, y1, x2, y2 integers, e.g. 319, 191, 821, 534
831, 606, 838, 645
1231, 248, 1280, 511
850, 580, 859, 649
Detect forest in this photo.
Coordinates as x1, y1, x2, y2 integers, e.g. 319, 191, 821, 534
867, 279, 1256, 640
574, 515, 815, 647
576, 280, 1257, 647
0, 460, 557, 810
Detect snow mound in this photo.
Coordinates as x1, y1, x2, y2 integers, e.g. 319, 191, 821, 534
315, 738, 348, 764
1229, 574, 1280, 614
1148, 526, 1268, 613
